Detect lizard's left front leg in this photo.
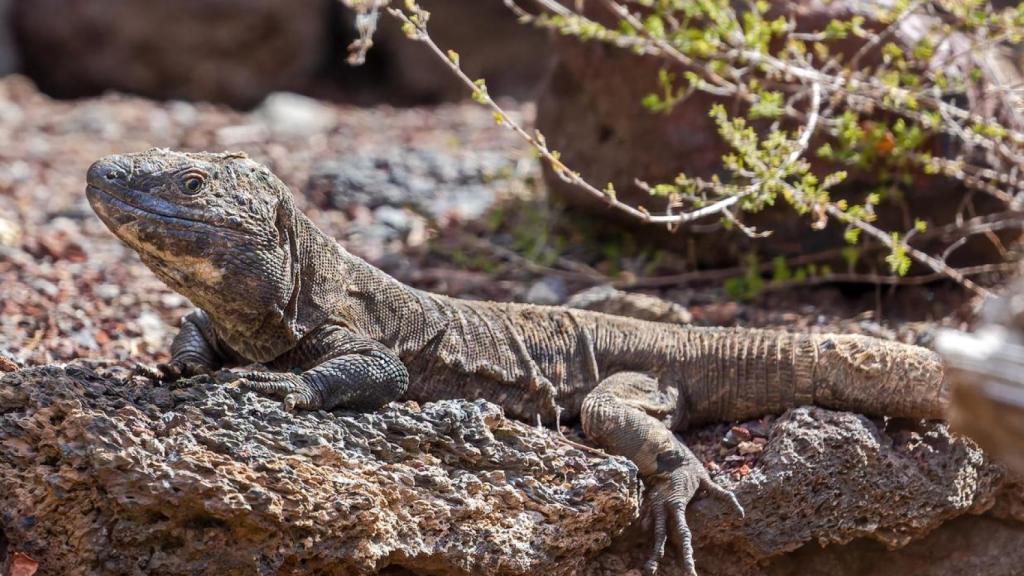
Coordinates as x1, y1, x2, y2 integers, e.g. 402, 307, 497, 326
234, 326, 409, 412
581, 372, 743, 576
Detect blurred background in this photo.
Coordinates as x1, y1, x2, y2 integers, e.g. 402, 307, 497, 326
1, 0, 549, 106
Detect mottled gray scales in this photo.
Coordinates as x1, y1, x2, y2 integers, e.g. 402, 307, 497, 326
86, 149, 949, 576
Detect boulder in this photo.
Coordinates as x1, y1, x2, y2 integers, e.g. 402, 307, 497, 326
1, 364, 1017, 575
12, 0, 331, 107
589, 407, 1010, 574
0, 365, 638, 575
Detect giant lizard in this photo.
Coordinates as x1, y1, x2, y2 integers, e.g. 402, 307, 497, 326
85, 149, 948, 575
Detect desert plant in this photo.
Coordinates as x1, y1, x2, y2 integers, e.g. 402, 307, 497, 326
343, 0, 1024, 297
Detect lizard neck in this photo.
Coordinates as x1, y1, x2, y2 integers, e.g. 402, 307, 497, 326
282, 212, 436, 351
206, 211, 353, 363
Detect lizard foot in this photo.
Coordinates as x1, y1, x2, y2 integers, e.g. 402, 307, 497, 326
133, 359, 209, 382
643, 459, 744, 576
231, 371, 324, 412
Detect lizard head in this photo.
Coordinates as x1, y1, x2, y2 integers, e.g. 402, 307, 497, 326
86, 148, 305, 346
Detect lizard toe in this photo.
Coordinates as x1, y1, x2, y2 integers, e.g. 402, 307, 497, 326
235, 373, 301, 399
284, 387, 323, 412
642, 499, 669, 576
668, 502, 697, 576
133, 363, 164, 381
700, 476, 745, 518
233, 372, 323, 412
156, 362, 182, 381
641, 454, 705, 575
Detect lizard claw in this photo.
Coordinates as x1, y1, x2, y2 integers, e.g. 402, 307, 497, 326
132, 362, 164, 381
233, 371, 323, 411
700, 476, 745, 518
642, 453, 742, 575
643, 468, 699, 576
135, 359, 209, 382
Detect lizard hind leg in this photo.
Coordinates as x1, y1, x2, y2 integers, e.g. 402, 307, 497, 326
581, 372, 743, 576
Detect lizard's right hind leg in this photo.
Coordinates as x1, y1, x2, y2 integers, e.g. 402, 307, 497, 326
581, 372, 743, 576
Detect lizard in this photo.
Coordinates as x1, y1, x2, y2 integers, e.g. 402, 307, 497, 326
85, 149, 949, 576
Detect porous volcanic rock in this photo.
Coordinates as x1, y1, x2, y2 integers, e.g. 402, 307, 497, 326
0, 365, 1017, 575
589, 407, 1012, 575
0, 364, 639, 575
12, 0, 331, 107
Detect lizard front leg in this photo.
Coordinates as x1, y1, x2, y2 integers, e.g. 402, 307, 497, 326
145, 310, 224, 380
234, 325, 409, 412
581, 372, 743, 576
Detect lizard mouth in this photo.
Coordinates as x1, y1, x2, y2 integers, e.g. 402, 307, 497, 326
87, 184, 212, 231
86, 183, 247, 242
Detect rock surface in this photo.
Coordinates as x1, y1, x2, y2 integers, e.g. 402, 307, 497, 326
1, 365, 1019, 575
12, 0, 330, 107
0, 364, 639, 575
938, 277, 1024, 475
305, 146, 527, 223
589, 407, 1013, 575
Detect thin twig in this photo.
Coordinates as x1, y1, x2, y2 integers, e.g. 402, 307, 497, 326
387, 4, 821, 228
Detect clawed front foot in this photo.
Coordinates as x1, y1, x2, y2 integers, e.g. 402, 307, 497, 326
230, 371, 324, 411
643, 460, 745, 576
134, 358, 210, 382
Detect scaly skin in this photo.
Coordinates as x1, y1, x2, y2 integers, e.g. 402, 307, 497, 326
86, 149, 949, 575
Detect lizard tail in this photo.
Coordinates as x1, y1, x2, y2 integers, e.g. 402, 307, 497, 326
680, 329, 948, 424
807, 333, 948, 420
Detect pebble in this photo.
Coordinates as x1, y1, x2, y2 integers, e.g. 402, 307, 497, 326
0, 215, 21, 246
524, 276, 567, 306
256, 92, 336, 138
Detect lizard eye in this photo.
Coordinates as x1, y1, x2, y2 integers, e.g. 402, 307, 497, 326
182, 174, 205, 195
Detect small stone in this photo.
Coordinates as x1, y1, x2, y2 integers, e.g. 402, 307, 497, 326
737, 441, 763, 456
160, 292, 188, 309
723, 426, 752, 448
137, 310, 169, 351
525, 276, 567, 306
0, 355, 18, 372
373, 205, 414, 233
0, 215, 21, 246
93, 283, 121, 301
256, 92, 336, 138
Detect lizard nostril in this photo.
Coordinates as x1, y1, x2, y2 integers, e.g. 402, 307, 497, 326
105, 170, 123, 181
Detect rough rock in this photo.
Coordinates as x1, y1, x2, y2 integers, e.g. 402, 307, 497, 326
12, 0, 331, 107
255, 92, 338, 138
938, 276, 1024, 475
2, 364, 1018, 575
0, 365, 639, 575
535, 1, 1020, 265
589, 407, 1011, 575
763, 515, 1024, 576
